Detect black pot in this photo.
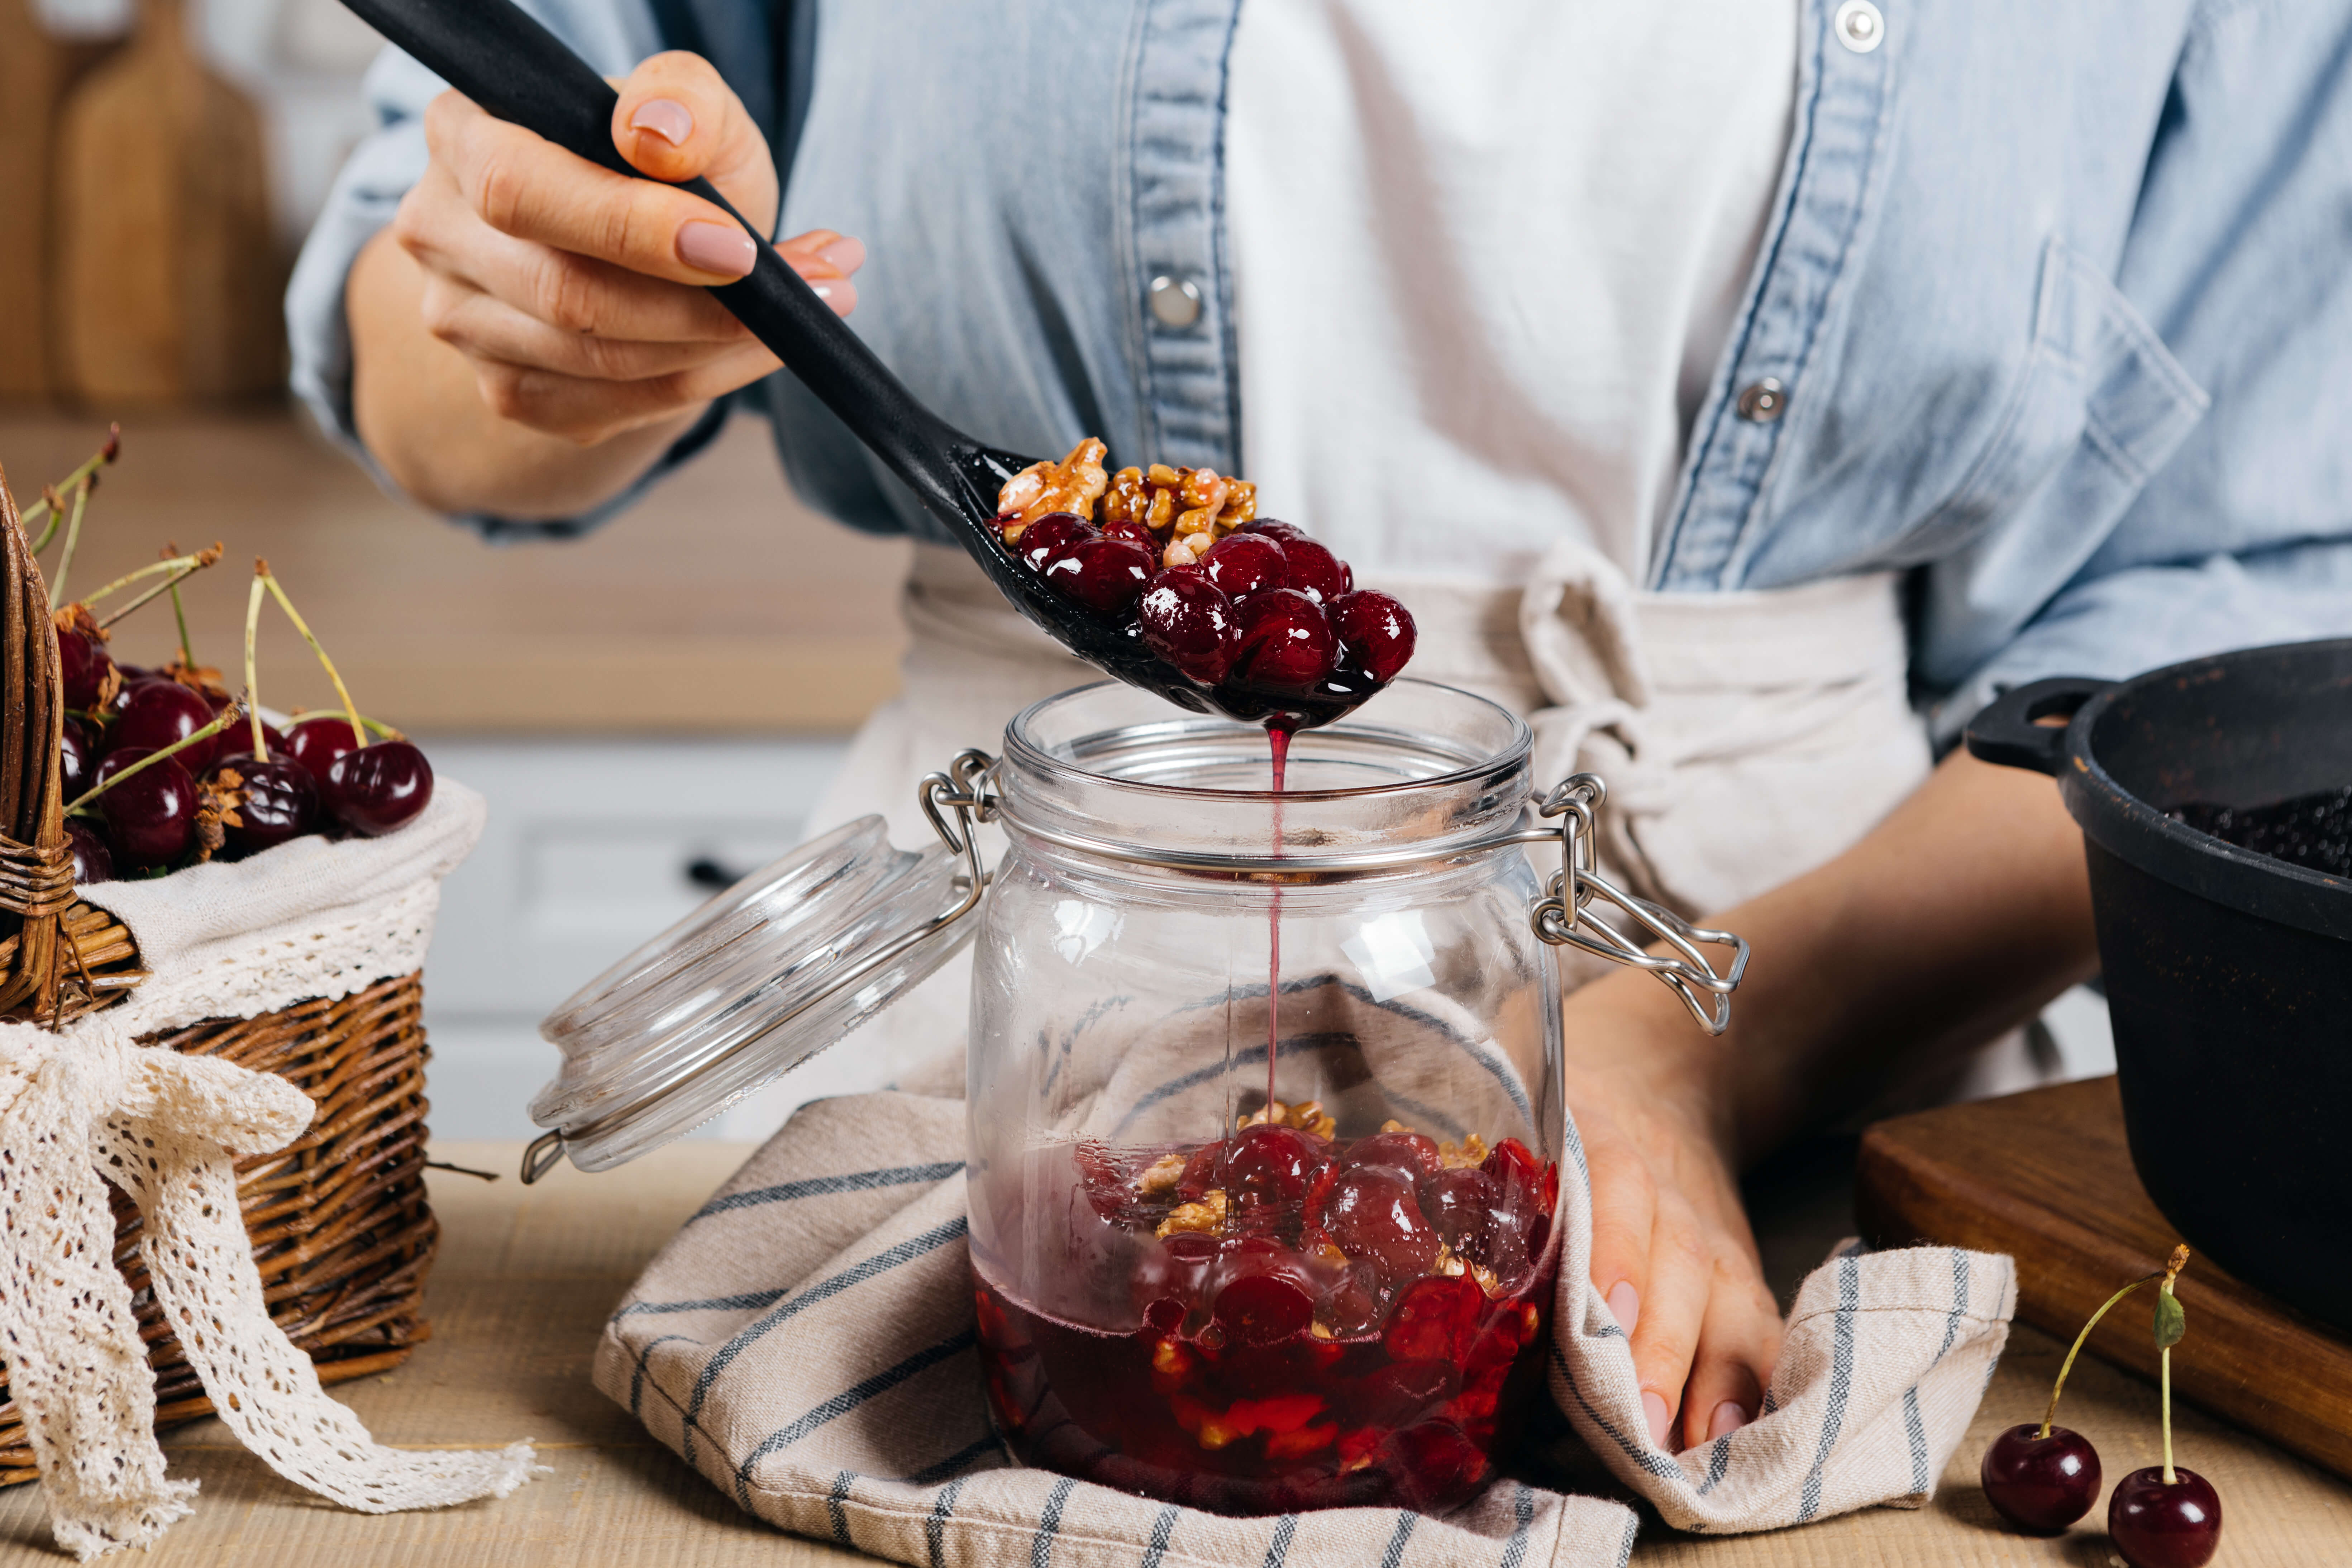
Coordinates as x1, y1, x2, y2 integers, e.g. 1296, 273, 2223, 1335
1965, 639, 2352, 1335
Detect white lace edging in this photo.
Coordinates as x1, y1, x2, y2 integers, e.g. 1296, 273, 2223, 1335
0, 781, 541, 1559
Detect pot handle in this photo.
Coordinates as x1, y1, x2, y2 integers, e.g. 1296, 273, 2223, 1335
1963, 676, 2112, 777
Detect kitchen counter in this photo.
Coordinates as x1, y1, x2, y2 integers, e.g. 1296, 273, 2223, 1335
4, 1138, 2340, 1566
0, 409, 910, 731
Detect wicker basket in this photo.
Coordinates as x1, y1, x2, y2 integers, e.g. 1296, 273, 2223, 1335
0, 469, 443, 1486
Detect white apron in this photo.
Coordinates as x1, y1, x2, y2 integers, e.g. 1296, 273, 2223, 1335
713, 542, 2049, 1135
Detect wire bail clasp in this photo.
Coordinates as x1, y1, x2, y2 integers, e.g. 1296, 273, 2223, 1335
1527, 773, 1749, 1034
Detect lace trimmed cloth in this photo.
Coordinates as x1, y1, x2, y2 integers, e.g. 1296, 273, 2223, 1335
0, 782, 541, 1559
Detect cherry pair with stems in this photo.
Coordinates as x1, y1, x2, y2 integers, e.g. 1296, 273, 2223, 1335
1981, 1244, 2222, 1568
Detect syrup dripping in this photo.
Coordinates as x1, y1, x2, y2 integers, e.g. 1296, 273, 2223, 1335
1265, 722, 1292, 1110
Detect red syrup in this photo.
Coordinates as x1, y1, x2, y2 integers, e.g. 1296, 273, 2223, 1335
1266, 722, 1289, 1109
973, 1119, 1562, 1513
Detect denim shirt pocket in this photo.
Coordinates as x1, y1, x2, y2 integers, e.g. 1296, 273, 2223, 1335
1908, 236, 2209, 557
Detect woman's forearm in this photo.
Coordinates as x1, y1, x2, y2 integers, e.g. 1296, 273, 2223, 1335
347, 228, 703, 520
1580, 745, 2098, 1163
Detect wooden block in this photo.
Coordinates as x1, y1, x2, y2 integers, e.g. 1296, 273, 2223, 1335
0, 0, 69, 400
1857, 1075, 2352, 1483
53, 0, 281, 404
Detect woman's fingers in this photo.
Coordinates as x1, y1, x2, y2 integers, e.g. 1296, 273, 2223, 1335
427, 90, 763, 285
467, 335, 785, 445
1576, 1099, 1657, 1340
1678, 1254, 1781, 1450
1627, 1187, 1712, 1449
610, 52, 778, 225
421, 282, 774, 383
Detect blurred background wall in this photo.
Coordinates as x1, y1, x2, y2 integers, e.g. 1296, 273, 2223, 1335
0, 0, 915, 1143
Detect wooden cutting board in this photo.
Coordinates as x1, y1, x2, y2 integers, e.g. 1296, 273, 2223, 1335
1857, 1074, 2352, 1484
52, 0, 280, 403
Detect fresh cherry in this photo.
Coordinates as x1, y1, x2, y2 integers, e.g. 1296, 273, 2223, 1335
1317, 1167, 1441, 1280
65, 819, 113, 885
1137, 571, 1240, 684
210, 754, 319, 856
1979, 1424, 2101, 1533
1233, 589, 1339, 692
1101, 517, 1156, 552
98, 752, 198, 871
57, 628, 114, 710
1331, 591, 1419, 683
1276, 537, 1351, 604
110, 680, 214, 758
1043, 535, 1156, 616
1211, 1240, 1317, 1347
1345, 1130, 1441, 1181
322, 740, 434, 835
2108, 1466, 2222, 1568
286, 716, 364, 786
60, 718, 97, 800
1241, 519, 1307, 543
1014, 512, 1092, 574
1418, 1167, 1499, 1259
1220, 1123, 1328, 1209
1200, 533, 1287, 600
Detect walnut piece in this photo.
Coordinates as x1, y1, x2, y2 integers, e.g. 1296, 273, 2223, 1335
1438, 1133, 1490, 1171
1136, 1153, 1187, 1198
997, 438, 1109, 537
1156, 1188, 1227, 1238
1237, 1099, 1337, 1141
1101, 461, 1257, 568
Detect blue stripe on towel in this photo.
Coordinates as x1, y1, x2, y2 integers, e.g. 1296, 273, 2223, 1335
688, 1163, 965, 1224
1261, 1514, 1298, 1568
1031, 1476, 1077, 1568
731, 1329, 978, 1509
1140, 1504, 1182, 1568
924, 1476, 968, 1568
685, 1214, 969, 1462
1796, 1256, 1860, 1522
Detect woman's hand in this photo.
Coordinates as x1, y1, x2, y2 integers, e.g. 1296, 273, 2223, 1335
1566, 744, 2099, 1453
1568, 975, 1781, 1452
349, 52, 863, 518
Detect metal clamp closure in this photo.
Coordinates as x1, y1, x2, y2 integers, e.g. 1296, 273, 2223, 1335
1527, 774, 1749, 1034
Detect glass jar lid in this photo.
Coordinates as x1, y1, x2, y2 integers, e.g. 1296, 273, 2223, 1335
523, 752, 994, 1178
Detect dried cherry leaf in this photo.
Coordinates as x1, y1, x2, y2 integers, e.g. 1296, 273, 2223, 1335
2153, 1290, 2186, 1350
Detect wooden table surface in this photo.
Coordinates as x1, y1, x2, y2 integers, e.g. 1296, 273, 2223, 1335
0, 409, 910, 732
3, 1138, 2343, 1566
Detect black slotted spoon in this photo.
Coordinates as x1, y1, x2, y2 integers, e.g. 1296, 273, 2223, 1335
339, 0, 1383, 728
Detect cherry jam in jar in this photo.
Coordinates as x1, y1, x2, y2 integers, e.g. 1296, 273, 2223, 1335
967, 681, 1567, 1515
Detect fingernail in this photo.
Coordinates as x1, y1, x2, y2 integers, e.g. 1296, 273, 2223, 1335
810, 282, 832, 300
677, 221, 756, 278
1642, 1390, 1671, 1449
819, 235, 865, 273
1708, 1400, 1749, 1440
1606, 1281, 1640, 1338
629, 98, 694, 147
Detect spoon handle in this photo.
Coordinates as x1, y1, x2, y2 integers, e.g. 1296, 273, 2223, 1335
336, 0, 997, 537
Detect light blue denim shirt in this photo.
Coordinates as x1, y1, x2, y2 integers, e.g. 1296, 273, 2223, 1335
288, 0, 2352, 742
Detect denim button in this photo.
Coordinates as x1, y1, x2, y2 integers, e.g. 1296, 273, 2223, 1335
1736, 378, 1789, 421
1149, 273, 1203, 328
1834, 0, 1884, 53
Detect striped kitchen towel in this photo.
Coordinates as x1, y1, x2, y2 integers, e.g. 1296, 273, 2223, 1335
596, 1083, 2013, 1565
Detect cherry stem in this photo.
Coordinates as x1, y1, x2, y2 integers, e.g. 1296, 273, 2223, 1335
23, 425, 119, 545
65, 705, 241, 816
244, 573, 267, 763
258, 563, 365, 753
50, 480, 92, 603
169, 575, 194, 669
2158, 1243, 2190, 1486
2039, 1272, 2159, 1438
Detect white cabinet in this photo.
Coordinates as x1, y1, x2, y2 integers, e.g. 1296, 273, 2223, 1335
418, 737, 850, 1140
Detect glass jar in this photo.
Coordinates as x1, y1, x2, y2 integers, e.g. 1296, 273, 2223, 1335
529, 678, 1745, 1514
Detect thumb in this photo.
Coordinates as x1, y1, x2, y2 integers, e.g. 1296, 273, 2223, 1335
610, 51, 778, 234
